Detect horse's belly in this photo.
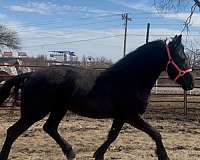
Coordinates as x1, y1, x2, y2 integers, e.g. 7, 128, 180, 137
69, 96, 114, 119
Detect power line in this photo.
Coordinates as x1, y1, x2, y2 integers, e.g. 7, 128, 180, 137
79, 13, 123, 20
135, 22, 185, 26
18, 20, 198, 41
17, 21, 189, 35
129, 11, 196, 16
22, 33, 200, 49
16, 19, 120, 33
9, 16, 190, 34
23, 34, 123, 48
127, 33, 200, 37
20, 23, 123, 40
5, 13, 121, 29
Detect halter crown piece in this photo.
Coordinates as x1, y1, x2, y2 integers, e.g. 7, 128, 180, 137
165, 44, 192, 81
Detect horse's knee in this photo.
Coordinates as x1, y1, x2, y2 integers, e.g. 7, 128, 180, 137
107, 129, 118, 139
43, 123, 54, 134
6, 124, 20, 140
6, 127, 15, 140
155, 131, 162, 140
151, 130, 162, 142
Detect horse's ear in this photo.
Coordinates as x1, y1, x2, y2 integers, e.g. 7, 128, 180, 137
173, 34, 182, 44
176, 34, 182, 44
171, 35, 177, 41
177, 34, 182, 39
164, 38, 167, 44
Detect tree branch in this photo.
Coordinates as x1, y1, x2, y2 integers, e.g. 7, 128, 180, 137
181, 0, 200, 33
194, 0, 200, 7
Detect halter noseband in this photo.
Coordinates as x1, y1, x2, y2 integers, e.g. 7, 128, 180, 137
165, 44, 192, 81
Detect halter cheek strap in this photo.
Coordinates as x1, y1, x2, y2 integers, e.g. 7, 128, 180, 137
166, 45, 192, 81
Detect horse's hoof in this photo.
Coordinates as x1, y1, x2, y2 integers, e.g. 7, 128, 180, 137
68, 158, 76, 160
67, 156, 76, 160
66, 150, 76, 160
156, 149, 170, 160
0, 154, 8, 160
0, 155, 7, 160
95, 157, 104, 160
158, 154, 170, 160
158, 157, 170, 160
93, 152, 104, 160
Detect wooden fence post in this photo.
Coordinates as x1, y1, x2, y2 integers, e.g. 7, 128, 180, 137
184, 90, 187, 116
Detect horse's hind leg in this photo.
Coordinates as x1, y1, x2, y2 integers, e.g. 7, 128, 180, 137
43, 109, 75, 160
129, 115, 170, 160
0, 117, 35, 160
93, 119, 124, 160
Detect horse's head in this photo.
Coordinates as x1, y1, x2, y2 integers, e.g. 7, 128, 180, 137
166, 35, 194, 91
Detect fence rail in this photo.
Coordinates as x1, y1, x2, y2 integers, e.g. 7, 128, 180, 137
0, 64, 199, 117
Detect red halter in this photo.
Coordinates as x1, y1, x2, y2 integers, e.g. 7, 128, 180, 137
166, 45, 192, 81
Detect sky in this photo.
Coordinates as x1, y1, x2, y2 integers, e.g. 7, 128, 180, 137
0, 0, 200, 62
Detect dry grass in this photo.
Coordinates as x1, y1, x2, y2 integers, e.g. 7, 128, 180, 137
0, 109, 200, 160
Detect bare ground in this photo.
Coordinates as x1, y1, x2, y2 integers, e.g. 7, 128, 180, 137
0, 109, 200, 160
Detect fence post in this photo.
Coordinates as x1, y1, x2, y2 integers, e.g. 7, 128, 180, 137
184, 90, 187, 116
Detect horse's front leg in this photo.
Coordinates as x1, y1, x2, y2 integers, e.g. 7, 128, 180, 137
93, 119, 124, 160
129, 115, 170, 160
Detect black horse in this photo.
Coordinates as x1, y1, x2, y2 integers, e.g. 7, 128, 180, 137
0, 35, 193, 160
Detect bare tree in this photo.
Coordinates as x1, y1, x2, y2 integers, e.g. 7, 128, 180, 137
154, 0, 200, 31
81, 55, 113, 68
0, 25, 20, 50
154, 0, 200, 10
154, 0, 187, 11
94, 57, 113, 68
186, 48, 200, 68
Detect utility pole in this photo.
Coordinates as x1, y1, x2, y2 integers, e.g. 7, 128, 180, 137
146, 23, 150, 44
122, 13, 132, 57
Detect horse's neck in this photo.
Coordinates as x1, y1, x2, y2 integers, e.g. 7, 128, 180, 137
135, 45, 166, 92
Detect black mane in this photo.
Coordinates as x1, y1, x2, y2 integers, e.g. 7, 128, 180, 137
96, 40, 166, 84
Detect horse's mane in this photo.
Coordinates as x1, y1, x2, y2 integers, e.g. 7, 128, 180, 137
96, 40, 165, 84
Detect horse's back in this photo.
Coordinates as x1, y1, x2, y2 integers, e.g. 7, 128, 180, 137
20, 66, 83, 118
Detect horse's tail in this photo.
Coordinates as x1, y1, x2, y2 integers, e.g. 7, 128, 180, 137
0, 72, 32, 106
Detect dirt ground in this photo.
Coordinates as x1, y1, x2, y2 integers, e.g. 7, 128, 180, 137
0, 110, 200, 160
